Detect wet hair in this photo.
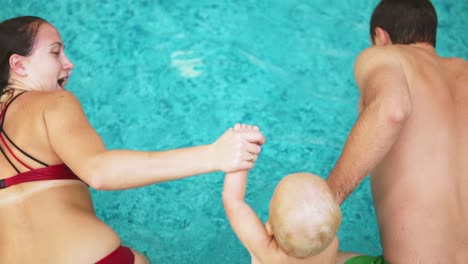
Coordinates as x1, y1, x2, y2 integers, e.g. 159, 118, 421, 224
370, 0, 438, 47
0, 16, 48, 97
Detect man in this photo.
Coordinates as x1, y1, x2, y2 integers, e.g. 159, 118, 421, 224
325, 1, 468, 263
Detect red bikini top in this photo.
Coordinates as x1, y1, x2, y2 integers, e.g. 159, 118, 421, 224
0, 91, 82, 189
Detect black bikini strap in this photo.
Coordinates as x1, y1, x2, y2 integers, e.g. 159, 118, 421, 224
0, 91, 27, 128
0, 145, 20, 173
0, 91, 49, 167
1, 131, 49, 167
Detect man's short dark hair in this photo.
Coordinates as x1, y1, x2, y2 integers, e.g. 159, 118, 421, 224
370, 0, 438, 47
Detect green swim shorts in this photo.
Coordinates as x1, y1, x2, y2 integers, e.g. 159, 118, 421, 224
345, 255, 389, 264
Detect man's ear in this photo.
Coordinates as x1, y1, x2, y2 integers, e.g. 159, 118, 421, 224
373, 27, 392, 46
9, 54, 27, 76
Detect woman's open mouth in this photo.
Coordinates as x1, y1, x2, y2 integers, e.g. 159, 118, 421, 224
58, 76, 69, 88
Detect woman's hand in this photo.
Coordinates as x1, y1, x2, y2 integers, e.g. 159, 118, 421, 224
211, 123, 265, 172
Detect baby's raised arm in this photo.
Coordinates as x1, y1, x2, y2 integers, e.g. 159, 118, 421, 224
222, 169, 272, 260
222, 124, 270, 259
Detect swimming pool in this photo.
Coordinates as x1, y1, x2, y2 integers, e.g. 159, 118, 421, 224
2, 1, 467, 263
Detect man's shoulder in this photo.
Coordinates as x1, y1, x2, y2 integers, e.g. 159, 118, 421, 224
440, 56, 468, 79
356, 46, 402, 66
455, 58, 468, 80
448, 57, 468, 69
353, 46, 403, 81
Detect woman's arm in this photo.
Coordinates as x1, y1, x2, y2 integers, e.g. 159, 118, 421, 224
44, 91, 265, 190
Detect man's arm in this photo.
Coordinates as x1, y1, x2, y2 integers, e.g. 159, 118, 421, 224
327, 46, 412, 204
222, 170, 272, 259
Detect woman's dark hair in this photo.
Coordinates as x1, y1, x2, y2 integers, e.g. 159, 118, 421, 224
0, 16, 48, 97
370, 0, 437, 47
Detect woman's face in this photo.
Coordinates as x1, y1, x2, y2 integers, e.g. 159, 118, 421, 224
21, 23, 74, 91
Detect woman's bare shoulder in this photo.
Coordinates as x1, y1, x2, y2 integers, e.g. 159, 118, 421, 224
39, 90, 83, 114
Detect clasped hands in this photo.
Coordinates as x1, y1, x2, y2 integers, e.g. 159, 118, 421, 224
212, 123, 266, 173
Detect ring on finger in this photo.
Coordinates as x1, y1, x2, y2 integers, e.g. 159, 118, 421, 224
247, 153, 255, 162
247, 153, 254, 162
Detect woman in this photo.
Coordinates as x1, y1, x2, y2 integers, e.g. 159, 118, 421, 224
0, 16, 265, 264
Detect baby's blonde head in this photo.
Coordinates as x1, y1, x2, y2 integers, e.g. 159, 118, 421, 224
267, 173, 341, 257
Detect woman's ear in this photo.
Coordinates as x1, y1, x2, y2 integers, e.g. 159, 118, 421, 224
9, 54, 27, 76
373, 27, 392, 46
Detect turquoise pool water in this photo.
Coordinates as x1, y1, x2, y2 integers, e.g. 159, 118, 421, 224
2, 1, 467, 263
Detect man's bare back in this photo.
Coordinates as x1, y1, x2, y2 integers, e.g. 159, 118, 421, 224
326, 1, 468, 263
369, 44, 468, 263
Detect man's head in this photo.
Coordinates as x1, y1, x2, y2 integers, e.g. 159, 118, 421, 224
370, 0, 437, 47
266, 173, 341, 257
